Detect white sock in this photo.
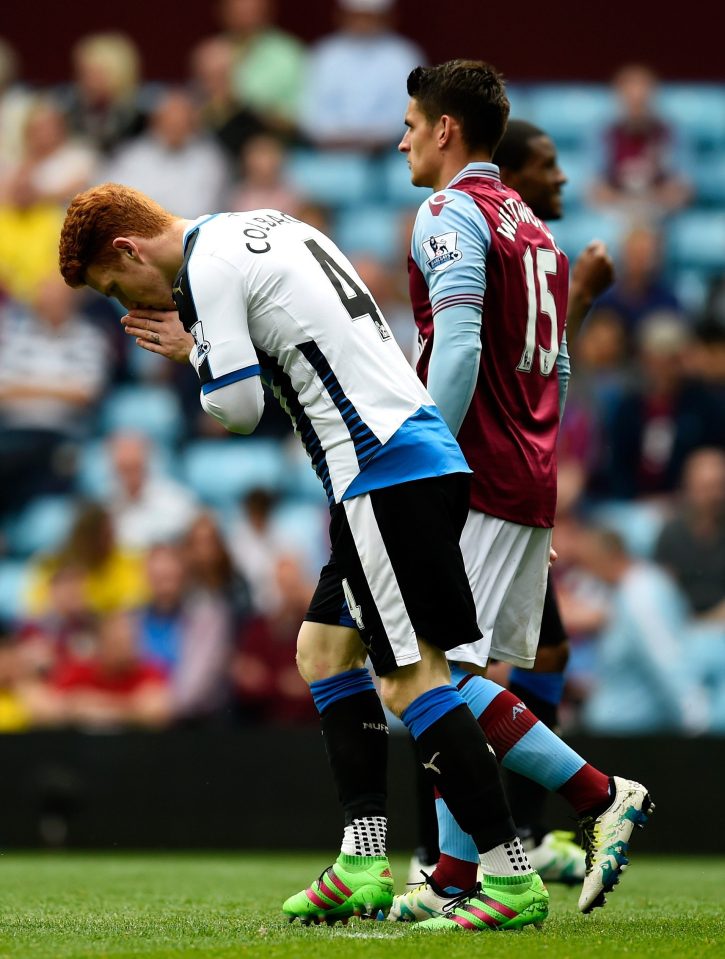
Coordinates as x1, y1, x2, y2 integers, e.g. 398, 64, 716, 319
479, 837, 533, 876
341, 816, 387, 857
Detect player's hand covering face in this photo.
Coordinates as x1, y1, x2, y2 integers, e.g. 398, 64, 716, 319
122, 309, 195, 363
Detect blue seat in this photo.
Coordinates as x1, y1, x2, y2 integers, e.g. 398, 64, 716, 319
380, 151, 429, 208
694, 154, 725, 206
5, 496, 76, 559
334, 205, 402, 261
525, 85, 614, 148
667, 211, 725, 274
556, 148, 597, 209
180, 438, 286, 507
282, 444, 328, 504
547, 210, 625, 261
588, 501, 666, 559
0, 560, 31, 622
99, 384, 185, 447
287, 149, 371, 208
270, 501, 329, 572
657, 84, 725, 151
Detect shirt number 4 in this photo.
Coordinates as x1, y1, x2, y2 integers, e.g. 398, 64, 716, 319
517, 246, 560, 376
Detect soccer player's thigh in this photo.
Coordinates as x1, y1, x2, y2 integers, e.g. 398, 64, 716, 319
491, 525, 552, 667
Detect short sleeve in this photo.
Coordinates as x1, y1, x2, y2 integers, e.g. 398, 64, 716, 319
184, 253, 261, 392
410, 189, 490, 318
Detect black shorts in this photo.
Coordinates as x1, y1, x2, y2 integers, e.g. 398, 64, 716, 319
538, 571, 568, 648
305, 474, 482, 676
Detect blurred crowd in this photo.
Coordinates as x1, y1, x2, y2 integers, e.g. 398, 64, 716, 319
0, 0, 724, 736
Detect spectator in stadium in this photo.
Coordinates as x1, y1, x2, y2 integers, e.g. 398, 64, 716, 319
102, 431, 200, 552
602, 312, 724, 500
586, 224, 683, 341
29, 609, 171, 730
0, 97, 99, 207
137, 542, 233, 723
15, 565, 97, 680
226, 487, 292, 615
23, 502, 148, 618
0, 276, 111, 516
0, 37, 33, 167
59, 32, 148, 156
227, 132, 302, 215
0, 100, 99, 302
188, 34, 266, 160
581, 527, 708, 734
654, 448, 725, 621
0, 630, 32, 731
216, 0, 306, 136
299, 0, 424, 151
181, 511, 253, 632
587, 63, 693, 221
101, 88, 231, 218
231, 553, 318, 724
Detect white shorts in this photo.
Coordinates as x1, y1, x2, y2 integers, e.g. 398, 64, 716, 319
446, 511, 552, 669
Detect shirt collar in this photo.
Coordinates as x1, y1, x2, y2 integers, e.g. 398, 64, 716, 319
446, 162, 501, 188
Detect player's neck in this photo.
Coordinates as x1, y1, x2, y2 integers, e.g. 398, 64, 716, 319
146, 219, 191, 282
434, 150, 493, 192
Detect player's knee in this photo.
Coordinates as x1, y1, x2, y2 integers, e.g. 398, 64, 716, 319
295, 622, 367, 685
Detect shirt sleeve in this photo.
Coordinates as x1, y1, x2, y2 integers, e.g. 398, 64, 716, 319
426, 303, 482, 436
185, 252, 264, 434
556, 328, 571, 418
410, 188, 490, 317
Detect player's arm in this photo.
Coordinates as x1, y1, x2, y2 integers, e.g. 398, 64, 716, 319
556, 329, 571, 419
184, 253, 265, 435
412, 192, 488, 436
566, 240, 615, 342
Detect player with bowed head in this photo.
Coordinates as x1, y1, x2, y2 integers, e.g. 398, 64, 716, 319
58, 183, 550, 931
385, 62, 651, 926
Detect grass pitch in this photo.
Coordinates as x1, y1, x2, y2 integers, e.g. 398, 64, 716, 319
0, 853, 723, 959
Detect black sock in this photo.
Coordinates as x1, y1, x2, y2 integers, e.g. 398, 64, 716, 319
414, 704, 516, 853
319, 690, 389, 824
412, 734, 440, 865
506, 682, 560, 843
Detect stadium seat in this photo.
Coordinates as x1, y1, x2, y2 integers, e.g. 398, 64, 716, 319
287, 149, 371, 208
694, 154, 725, 206
667, 211, 725, 274
548, 210, 626, 261
4, 496, 76, 559
180, 437, 286, 508
270, 501, 329, 573
379, 151, 430, 208
99, 384, 185, 447
282, 443, 328, 504
0, 560, 31, 622
525, 84, 614, 149
334, 205, 403, 261
556, 148, 598, 209
588, 500, 666, 558
658, 84, 725, 152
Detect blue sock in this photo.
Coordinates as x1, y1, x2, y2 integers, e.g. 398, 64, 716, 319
400, 685, 464, 739
309, 667, 376, 714
435, 796, 479, 892
509, 667, 565, 706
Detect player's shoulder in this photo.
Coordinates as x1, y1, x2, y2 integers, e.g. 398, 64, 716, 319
415, 188, 479, 224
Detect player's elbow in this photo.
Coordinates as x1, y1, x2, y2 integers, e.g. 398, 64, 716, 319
200, 379, 264, 435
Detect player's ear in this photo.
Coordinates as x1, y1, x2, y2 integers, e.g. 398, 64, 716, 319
112, 237, 140, 261
438, 114, 454, 149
